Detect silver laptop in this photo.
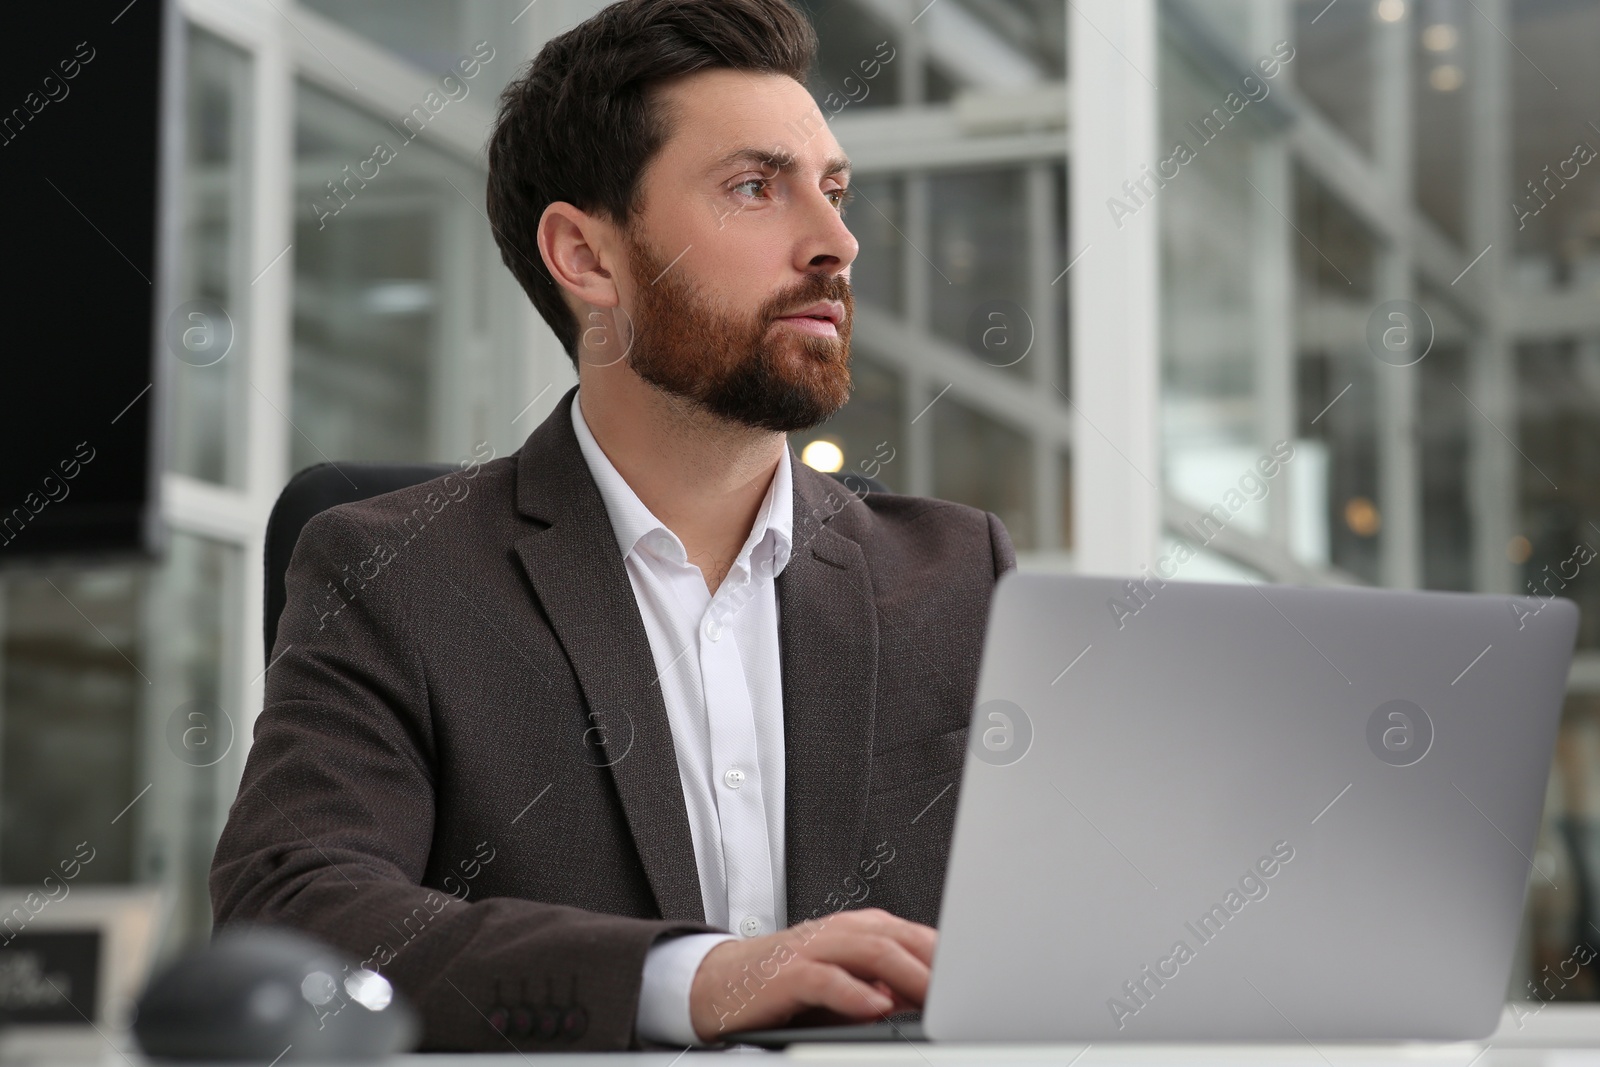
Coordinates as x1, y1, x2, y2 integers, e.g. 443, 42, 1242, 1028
742, 572, 1579, 1046
928, 571, 1578, 1042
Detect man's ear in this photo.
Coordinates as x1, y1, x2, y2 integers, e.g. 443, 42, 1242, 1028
537, 202, 620, 309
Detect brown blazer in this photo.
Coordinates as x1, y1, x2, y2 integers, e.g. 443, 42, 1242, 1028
210, 385, 1016, 1051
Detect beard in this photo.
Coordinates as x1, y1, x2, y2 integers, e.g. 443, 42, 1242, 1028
616, 230, 854, 433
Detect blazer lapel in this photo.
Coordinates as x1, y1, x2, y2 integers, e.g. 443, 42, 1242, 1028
509, 386, 706, 923
508, 390, 882, 929
779, 463, 879, 926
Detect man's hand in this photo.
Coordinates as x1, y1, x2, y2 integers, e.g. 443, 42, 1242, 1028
687, 908, 936, 1042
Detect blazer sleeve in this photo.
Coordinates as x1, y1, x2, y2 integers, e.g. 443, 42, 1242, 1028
209, 506, 717, 1051
987, 510, 1018, 577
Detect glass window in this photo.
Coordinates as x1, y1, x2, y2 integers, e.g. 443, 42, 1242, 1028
0, 532, 240, 960
792, 354, 906, 493
928, 167, 1031, 379
1417, 286, 1473, 592
932, 395, 1035, 550
1499, 23, 1600, 994
1292, 0, 1373, 157
1507, 0, 1600, 294
794, 0, 902, 111
142, 533, 242, 953
1295, 352, 1381, 582
1411, 5, 1469, 244
1292, 167, 1381, 582
1159, 29, 1276, 504
1293, 163, 1379, 298
297, 0, 524, 101
291, 82, 490, 470
1058, 447, 1072, 552
845, 175, 905, 318
1518, 335, 1600, 653
926, 60, 960, 105
169, 28, 251, 487
1054, 162, 1070, 401
1158, 532, 1268, 584
1, 570, 142, 885
951, 0, 1065, 82
1527, 691, 1600, 1000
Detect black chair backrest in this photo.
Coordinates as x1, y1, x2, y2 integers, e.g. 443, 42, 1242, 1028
264, 461, 890, 662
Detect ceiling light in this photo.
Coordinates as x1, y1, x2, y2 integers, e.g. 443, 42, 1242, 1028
801, 439, 845, 473
1421, 22, 1458, 50
1429, 64, 1464, 91
1376, 0, 1406, 22
1344, 497, 1382, 537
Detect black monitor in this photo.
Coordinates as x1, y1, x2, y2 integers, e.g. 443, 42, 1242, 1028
0, 0, 181, 564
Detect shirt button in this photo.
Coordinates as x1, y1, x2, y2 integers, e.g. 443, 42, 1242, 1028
739, 916, 762, 937
704, 619, 722, 641
722, 768, 746, 790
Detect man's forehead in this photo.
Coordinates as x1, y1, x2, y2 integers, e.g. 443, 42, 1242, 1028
654, 69, 848, 172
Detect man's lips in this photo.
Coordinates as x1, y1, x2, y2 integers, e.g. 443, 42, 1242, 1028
773, 300, 846, 337
774, 315, 839, 337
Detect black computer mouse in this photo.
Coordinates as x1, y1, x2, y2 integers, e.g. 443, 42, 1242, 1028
133, 924, 419, 1060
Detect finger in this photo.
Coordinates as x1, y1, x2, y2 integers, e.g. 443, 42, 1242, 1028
867, 979, 919, 1018
812, 909, 933, 962
802, 932, 932, 1006
887, 919, 938, 966
791, 962, 896, 1022
837, 909, 939, 967
837, 968, 922, 1020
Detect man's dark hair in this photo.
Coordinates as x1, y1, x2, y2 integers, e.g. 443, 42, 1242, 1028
486, 0, 819, 368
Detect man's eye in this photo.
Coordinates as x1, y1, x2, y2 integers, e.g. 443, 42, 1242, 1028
829, 187, 855, 211
733, 178, 771, 198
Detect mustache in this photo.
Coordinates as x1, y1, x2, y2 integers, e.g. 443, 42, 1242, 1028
759, 274, 853, 324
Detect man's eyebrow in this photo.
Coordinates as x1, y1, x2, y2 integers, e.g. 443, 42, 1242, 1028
710, 147, 853, 180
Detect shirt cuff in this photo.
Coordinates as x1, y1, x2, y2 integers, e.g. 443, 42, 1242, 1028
636, 932, 739, 1046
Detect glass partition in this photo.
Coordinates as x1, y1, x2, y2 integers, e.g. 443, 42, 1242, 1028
169, 28, 252, 488
291, 81, 489, 469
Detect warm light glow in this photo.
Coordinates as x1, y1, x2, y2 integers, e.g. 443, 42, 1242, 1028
1422, 22, 1458, 51
1429, 64, 1464, 91
1508, 535, 1533, 564
801, 439, 845, 472
1344, 497, 1382, 537
1375, 0, 1406, 22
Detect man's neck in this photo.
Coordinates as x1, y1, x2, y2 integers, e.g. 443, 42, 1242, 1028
577, 368, 786, 595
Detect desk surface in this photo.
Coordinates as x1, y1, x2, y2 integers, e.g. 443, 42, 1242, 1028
67, 1045, 1600, 1066
33, 1004, 1600, 1066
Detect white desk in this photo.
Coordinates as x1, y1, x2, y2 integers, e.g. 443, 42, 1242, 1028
30, 1005, 1600, 1066
390, 1022, 1600, 1066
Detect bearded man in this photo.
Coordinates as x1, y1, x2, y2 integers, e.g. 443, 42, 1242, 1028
210, 0, 1015, 1050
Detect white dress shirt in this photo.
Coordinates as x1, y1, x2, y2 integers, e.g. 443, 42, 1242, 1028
569, 393, 791, 1045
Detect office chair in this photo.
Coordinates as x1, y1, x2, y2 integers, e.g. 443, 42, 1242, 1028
264, 461, 890, 661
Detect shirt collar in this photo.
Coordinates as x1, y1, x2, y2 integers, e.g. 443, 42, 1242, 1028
570, 390, 793, 578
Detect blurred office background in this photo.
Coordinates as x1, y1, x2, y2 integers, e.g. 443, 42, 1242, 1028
6, 0, 1600, 1003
